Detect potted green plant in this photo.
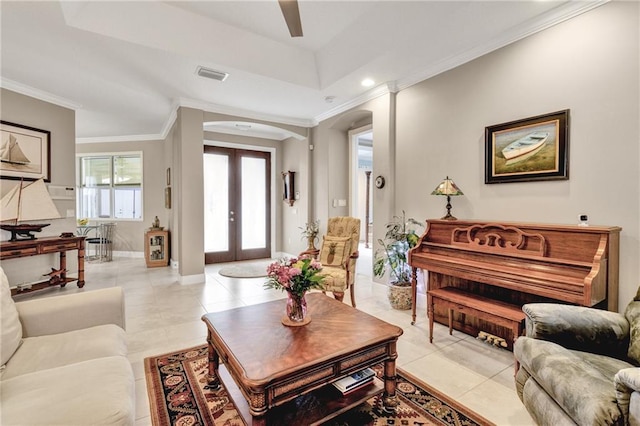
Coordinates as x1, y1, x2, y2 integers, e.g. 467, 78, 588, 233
373, 211, 424, 310
300, 220, 320, 251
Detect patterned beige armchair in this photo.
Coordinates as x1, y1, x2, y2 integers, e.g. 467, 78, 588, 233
316, 217, 360, 307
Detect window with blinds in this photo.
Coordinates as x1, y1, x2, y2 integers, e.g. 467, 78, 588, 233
77, 153, 143, 220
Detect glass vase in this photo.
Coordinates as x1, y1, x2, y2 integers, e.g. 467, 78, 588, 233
285, 292, 308, 323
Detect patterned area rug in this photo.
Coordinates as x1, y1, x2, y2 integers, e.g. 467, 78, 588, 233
145, 345, 494, 426
217, 259, 272, 278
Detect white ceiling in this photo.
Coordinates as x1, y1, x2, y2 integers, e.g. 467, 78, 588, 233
0, 1, 605, 142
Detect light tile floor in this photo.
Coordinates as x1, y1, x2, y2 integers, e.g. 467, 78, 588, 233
16, 252, 535, 426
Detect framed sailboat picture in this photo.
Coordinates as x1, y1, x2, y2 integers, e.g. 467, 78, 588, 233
485, 110, 569, 184
0, 121, 51, 182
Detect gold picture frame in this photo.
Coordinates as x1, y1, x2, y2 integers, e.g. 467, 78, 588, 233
165, 187, 171, 209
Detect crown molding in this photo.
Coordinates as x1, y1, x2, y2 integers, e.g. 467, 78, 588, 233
315, 0, 608, 124
314, 84, 392, 124
160, 105, 178, 140
77, 97, 311, 143
0, 77, 83, 110
177, 97, 316, 128
76, 133, 167, 144
396, 0, 608, 92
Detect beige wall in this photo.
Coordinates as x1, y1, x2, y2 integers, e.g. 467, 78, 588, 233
164, 125, 177, 264
0, 88, 78, 285
393, 1, 639, 309
312, 95, 395, 273
75, 139, 167, 253
281, 136, 311, 254
175, 107, 205, 278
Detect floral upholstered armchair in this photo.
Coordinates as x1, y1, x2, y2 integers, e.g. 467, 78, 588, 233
514, 294, 640, 425
315, 216, 360, 307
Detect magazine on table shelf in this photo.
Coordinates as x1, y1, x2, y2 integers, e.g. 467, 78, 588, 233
332, 367, 376, 394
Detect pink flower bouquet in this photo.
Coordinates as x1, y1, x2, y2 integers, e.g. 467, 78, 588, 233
264, 256, 324, 297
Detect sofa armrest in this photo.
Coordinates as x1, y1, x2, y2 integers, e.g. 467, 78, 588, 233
615, 368, 640, 425
15, 287, 126, 337
523, 303, 629, 359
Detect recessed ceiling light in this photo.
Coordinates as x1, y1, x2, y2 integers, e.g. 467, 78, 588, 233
361, 78, 375, 87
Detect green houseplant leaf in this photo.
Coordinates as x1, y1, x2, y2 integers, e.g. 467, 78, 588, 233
373, 211, 424, 286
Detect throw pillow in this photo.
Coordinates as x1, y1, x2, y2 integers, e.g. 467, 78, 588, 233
1, 266, 22, 366
320, 236, 351, 267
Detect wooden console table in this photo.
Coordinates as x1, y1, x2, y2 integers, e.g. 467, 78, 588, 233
0, 236, 85, 296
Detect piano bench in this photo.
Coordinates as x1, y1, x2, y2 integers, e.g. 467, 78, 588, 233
427, 287, 526, 357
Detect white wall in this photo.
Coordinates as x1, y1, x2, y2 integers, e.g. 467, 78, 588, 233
394, 1, 639, 309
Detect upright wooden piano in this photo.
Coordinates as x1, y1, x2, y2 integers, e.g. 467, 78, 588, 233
409, 219, 621, 345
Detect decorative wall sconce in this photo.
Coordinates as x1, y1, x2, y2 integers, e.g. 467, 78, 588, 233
282, 171, 295, 206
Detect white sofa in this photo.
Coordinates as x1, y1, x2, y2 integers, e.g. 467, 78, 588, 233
0, 267, 135, 425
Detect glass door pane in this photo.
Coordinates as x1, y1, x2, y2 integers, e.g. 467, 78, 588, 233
241, 156, 266, 250
203, 153, 229, 252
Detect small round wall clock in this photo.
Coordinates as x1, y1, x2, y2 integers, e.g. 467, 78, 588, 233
375, 175, 385, 188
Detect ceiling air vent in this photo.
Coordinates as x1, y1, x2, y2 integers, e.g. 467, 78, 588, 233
196, 66, 229, 82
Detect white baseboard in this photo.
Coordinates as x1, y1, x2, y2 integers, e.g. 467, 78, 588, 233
113, 251, 144, 258
180, 274, 205, 285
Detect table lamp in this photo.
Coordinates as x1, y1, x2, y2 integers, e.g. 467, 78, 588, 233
431, 176, 464, 220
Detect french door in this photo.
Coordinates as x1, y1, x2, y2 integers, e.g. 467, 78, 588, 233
203, 146, 271, 263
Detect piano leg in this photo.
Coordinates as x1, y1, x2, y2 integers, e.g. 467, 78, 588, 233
427, 292, 434, 343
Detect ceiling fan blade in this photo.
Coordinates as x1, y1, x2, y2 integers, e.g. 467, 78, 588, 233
278, 0, 303, 37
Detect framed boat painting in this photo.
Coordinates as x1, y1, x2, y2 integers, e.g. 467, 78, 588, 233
484, 110, 569, 184
0, 121, 51, 182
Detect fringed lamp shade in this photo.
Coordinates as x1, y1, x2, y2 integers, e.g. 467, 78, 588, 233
431, 176, 463, 220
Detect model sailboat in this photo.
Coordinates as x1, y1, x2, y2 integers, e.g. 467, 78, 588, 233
0, 179, 61, 241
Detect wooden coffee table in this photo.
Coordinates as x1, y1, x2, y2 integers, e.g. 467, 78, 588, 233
201, 292, 403, 425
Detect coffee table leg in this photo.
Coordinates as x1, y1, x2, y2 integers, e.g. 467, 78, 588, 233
382, 342, 399, 413
206, 332, 221, 389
